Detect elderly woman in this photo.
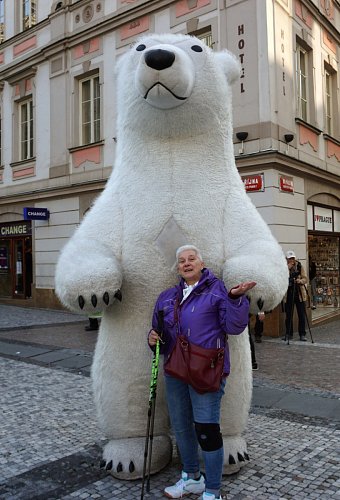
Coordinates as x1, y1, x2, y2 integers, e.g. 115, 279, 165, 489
148, 245, 256, 500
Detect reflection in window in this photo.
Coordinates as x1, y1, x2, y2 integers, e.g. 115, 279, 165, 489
0, 0, 5, 43
19, 99, 34, 160
80, 75, 101, 145
22, 0, 36, 31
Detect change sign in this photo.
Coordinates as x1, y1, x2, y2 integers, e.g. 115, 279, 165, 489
23, 207, 50, 221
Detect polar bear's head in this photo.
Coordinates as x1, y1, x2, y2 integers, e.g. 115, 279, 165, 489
116, 33, 240, 137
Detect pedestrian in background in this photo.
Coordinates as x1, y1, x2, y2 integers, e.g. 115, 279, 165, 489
248, 311, 265, 371
284, 250, 308, 341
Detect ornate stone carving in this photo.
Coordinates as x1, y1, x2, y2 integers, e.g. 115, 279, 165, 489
83, 4, 94, 23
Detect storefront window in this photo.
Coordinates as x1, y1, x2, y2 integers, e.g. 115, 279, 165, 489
308, 234, 339, 312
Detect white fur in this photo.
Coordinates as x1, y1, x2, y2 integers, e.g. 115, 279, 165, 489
55, 33, 288, 479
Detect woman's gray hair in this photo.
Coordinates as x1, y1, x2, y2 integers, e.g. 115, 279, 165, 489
175, 245, 203, 264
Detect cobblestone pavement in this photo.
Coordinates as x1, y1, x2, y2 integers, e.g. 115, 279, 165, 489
0, 304, 84, 330
0, 305, 339, 499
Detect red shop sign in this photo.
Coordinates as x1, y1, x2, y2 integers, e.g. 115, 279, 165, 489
242, 174, 264, 192
279, 175, 294, 193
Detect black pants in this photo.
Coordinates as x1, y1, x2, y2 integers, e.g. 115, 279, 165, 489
254, 316, 263, 339
248, 329, 257, 364
285, 288, 306, 337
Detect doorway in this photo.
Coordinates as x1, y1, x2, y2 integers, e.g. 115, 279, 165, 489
0, 236, 32, 298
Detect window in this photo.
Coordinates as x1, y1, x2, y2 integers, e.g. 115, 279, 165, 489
324, 67, 338, 137
325, 71, 332, 134
296, 46, 308, 121
0, 0, 4, 43
22, 0, 36, 31
19, 99, 34, 160
80, 75, 100, 145
197, 31, 213, 49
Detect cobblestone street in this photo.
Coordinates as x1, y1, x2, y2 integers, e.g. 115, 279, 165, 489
0, 305, 339, 499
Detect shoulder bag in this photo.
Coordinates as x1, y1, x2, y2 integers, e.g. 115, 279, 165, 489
164, 297, 225, 394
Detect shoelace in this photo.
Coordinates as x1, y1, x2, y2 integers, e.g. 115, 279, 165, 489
175, 478, 185, 497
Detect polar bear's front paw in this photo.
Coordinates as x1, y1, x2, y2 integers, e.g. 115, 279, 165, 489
222, 436, 250, 476
78, 289, 122, 310
99, 436, 172, 480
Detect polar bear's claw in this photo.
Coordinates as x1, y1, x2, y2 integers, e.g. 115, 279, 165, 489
102, 436, 172, 480
222, 436, 249, 476
103, 291, 110, 305
77, 290, 122, 311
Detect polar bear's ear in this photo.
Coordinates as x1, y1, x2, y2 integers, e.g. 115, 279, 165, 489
214, 50, 241, 84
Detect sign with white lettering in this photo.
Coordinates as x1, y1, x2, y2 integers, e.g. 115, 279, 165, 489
241, 174, 264, 192
0, 221, 32, 237
314, 206, 333, 232
23, 207, 50, 221
279, 175, 294, 193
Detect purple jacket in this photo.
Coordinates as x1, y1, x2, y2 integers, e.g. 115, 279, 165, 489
151, 268, 250, 376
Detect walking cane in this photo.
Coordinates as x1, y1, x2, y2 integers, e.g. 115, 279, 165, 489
141, 310, 164, 499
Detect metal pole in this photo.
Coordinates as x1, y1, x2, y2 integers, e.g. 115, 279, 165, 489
141, 310, 163, 499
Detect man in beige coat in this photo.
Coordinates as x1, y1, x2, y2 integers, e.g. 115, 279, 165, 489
284, 250, 308, 341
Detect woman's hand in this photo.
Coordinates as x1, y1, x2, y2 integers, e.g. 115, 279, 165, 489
230, 281, 257, 296
148, 329, 161, 347
258, 311, 265, 321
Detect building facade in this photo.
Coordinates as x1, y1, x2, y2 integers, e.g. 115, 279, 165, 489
0, 0, 339, 334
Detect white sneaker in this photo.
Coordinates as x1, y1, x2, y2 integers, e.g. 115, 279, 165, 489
202, 493, 222, 500
164, 471, 205, 498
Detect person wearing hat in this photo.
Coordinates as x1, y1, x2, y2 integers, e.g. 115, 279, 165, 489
284, 250, 308, 341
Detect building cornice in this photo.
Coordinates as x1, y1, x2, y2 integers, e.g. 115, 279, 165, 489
0, 177, 109, 205
0, 19, 50, 51
235, 150, 340, 188
299, 0, 340, 40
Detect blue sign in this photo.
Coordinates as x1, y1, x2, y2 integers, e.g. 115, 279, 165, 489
23, 207, 50, 221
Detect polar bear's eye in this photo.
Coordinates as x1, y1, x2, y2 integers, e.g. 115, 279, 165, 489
136, 44, 146, 52
191, 45, 203, 52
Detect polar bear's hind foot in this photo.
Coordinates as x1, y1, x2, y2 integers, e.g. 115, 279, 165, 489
100, 435, 172, 480
222, 436, 250, 476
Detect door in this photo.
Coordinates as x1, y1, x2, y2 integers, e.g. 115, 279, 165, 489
13, 238, 24, 297
0, 240, 11, 297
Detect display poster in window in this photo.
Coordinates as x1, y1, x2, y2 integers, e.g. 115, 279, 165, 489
314, 206, 333, 232
0, 246, 8, 269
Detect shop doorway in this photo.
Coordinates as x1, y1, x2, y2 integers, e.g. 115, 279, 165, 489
0, 236, 32, 299
308, 234, 340, 320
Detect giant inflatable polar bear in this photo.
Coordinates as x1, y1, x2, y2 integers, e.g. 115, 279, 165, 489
55, 33, 288, 479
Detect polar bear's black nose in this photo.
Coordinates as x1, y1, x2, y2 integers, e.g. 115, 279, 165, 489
145, 49, 175, 71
